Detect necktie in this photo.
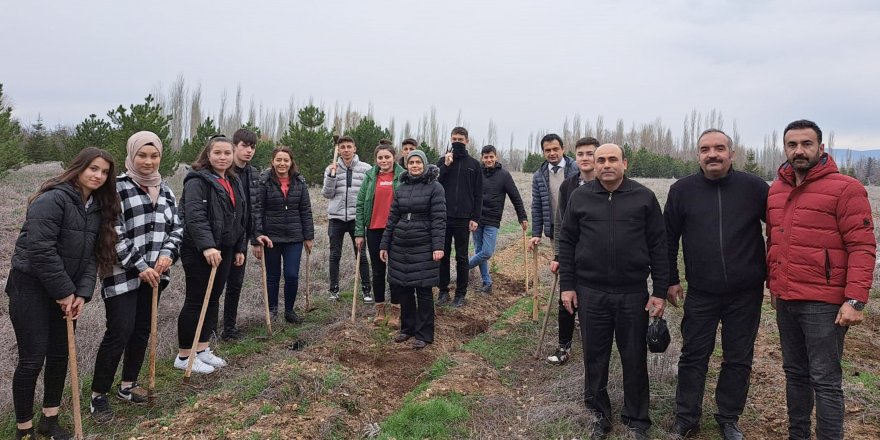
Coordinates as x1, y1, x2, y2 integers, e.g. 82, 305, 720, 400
552, 165, 560, 174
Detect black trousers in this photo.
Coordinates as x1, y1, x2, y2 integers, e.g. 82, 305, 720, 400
92, 282, 166, 394
392, 284, 435, 343
577, 286, 651, 430
8, 270, 71, 423
439, 218, 470, 297
178, 245, 235, 349
328, 219, 370, 289
366, 228, 398, 304
222, 254, 247, 332
558, 298, 577, 349
674, 286, 763, 428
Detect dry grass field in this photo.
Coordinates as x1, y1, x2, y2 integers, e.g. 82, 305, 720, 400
0, 163, 878, 439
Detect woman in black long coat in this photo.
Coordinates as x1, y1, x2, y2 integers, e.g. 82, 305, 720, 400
379, 150, 446, 349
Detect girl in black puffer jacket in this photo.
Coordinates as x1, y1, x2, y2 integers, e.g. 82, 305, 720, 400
254, 146, 315, 323
380, 150, 446, 349
176, 135, 247, 375
6, 147, 120, 440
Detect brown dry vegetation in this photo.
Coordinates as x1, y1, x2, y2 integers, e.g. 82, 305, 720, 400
1, 164, 879, 439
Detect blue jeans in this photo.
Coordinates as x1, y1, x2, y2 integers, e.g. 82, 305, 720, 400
467, 225, 498, 286
265, 242, 304, 313
776, 299, 848, 440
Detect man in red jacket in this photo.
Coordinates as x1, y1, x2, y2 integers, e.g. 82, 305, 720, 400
767, 119, 875, 440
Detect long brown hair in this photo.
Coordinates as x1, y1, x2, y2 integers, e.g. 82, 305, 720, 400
192, 135, 237, 178
31, 147, 121, 275
270, 146, 299, 177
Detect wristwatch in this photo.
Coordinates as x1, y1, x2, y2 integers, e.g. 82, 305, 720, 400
846, 299, 866, 311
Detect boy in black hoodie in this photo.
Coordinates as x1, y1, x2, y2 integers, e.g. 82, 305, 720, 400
436, 127, 482, 307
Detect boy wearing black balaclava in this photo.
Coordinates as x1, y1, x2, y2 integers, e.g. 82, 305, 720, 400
435, 126, 483, 307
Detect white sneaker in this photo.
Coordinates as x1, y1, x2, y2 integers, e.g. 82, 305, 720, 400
197, 348, 228, 368
174, 355, 215, 374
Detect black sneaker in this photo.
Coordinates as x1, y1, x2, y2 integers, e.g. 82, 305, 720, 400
328, 284, 340, 301
362, 284, 374, 303
436, 292, 451, 306
221, 327, 242, 341
90, 394, 115, 423
452, 295, 466, 308
628, 427, 649, 440
117, 382, 148, 405
15, 427, 35, 440
284, 310, 304, 324
37, 414, 73, 439
670, 422, 700, 438
546, 347, 570, 365
589, 420, 610, 440
481, 283, 493, 295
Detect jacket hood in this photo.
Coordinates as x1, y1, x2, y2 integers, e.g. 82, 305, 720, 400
185, 167, 236, 191
776, 153, 838, 186
401, 164, 440, 184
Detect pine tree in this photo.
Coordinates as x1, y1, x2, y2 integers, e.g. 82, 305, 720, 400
24, 116, 55, 163
107, 95, 179, 176
522, 152, 545, 173
742, 149, 765, 178
180, 116, 218, 165
0, 84, 25, 173
418, 140, 441, 165
279, 105, 334, 185
65, 114, 113, 167
344, 117, 391, 165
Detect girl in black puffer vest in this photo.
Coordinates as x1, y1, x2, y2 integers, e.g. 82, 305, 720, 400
6, 148, 120, 440
176, 136, 247, 374
380, 150, 446, 349
254, 146, 315, 323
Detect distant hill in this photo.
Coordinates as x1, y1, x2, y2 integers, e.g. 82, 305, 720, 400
829, 148, 880, 163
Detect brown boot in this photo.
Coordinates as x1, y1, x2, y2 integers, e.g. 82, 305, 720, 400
387, 304, 401, 329
372, 303, 386, 326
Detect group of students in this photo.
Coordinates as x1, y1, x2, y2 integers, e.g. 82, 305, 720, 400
8, 119, 870, 440
320, 126, 528, 348
5, 125, 521, 438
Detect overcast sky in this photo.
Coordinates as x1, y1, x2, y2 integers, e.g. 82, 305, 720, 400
2, 0, 879, 150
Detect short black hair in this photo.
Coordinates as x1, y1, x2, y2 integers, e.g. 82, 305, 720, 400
337, 136, 355, 145
481, 145, 497, 155
451, 127, 469, 139
233, 128, 257, 146
402, 138, 418, 147
541, 133, 564, 149
575, 137, 600, 149
784, 119, 823, 144
378, 138, 393, 146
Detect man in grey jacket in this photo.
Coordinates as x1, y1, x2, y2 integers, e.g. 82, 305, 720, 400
322, 136, 372, 301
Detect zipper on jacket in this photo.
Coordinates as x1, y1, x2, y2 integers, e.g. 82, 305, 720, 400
608, 192, 615, 287
717, 186, 729, 286
824, 248, 831, 285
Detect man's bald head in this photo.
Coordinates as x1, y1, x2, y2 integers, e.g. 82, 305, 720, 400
596, 143, 626, 160
594, 143, 628, 190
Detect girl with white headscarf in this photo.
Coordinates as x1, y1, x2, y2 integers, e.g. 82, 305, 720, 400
89, 131, 184, 423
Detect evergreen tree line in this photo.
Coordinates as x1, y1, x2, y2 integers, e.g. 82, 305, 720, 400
1, 80, 874, 184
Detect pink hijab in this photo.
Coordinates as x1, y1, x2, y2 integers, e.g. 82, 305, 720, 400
125, 131, 163, 205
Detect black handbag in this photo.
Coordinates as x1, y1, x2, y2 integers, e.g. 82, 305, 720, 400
646, 317, 671, 353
